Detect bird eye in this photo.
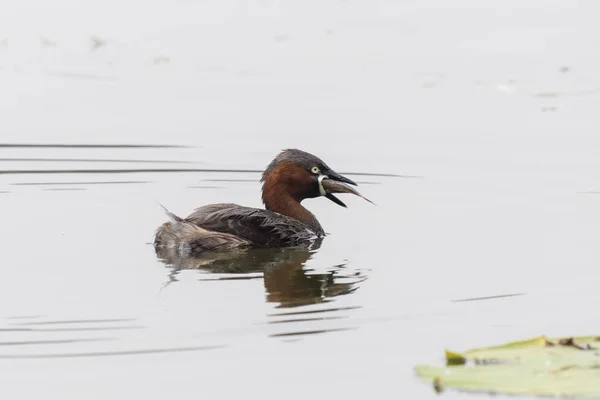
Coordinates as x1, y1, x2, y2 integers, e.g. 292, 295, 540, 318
311, 166, 320, 174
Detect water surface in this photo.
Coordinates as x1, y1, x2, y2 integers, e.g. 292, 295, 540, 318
2, 1, 600, 399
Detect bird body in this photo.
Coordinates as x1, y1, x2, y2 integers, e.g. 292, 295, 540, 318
154, 149, 372, 256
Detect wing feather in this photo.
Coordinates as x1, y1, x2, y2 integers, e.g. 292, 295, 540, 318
185, 203, 318, 246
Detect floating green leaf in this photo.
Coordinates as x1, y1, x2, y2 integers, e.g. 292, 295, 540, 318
415, 335, 600, 398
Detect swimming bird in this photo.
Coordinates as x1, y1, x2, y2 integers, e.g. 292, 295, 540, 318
154, 149, 372, 255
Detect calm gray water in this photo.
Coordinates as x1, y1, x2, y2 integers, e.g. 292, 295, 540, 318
2, 1, 600, 399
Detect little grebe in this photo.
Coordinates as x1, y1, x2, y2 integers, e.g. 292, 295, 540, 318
154, 149, 372, 254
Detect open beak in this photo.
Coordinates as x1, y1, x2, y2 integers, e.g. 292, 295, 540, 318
320, 172, 374, 208
324, 171, 357, 187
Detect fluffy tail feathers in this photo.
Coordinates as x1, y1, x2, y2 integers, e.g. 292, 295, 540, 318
154, 205, 251, 257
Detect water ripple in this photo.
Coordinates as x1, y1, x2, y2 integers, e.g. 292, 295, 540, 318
0, 345, 225, 359
0, 338, 113, 346
269, 327, 355, 338
13, 181, 150, 186
267, 306, 362, 317
0, 143, 190, 148
9, 318, 136, 326
451, 293, 526, 303
0, 158, 194, 164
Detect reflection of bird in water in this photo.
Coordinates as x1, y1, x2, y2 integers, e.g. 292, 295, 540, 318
155, 239, 365, 308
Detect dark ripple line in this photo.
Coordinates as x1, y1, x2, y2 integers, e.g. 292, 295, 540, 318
0, 158, 194, 164
268, 306, 361, 317
202, 179, 257, 182
198, 274, 263, 281
0, 326, 145, 332
0, 345, 225, 359
452, 293, 526, 303
268, 316, 344, 324
12, 181, 150, 186
36, 326, 145, 332
0, 144, 190, 149
43, 188, 86, 191
270, 327, 354, 338
0, 168, 410, 178
10, 318, 136, 326
0, 338, 112, 346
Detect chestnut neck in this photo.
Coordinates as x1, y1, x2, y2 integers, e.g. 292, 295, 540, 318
261, 178, 324, 235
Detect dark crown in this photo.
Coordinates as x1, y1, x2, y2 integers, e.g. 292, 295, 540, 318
260, 149, 330, 182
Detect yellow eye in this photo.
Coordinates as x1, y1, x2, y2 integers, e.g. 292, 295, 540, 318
311, 166, 320, 174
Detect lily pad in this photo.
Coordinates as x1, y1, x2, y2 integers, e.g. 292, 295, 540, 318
415, 335, 600, 398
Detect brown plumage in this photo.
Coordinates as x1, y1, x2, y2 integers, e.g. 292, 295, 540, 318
154, 149, 372, 256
